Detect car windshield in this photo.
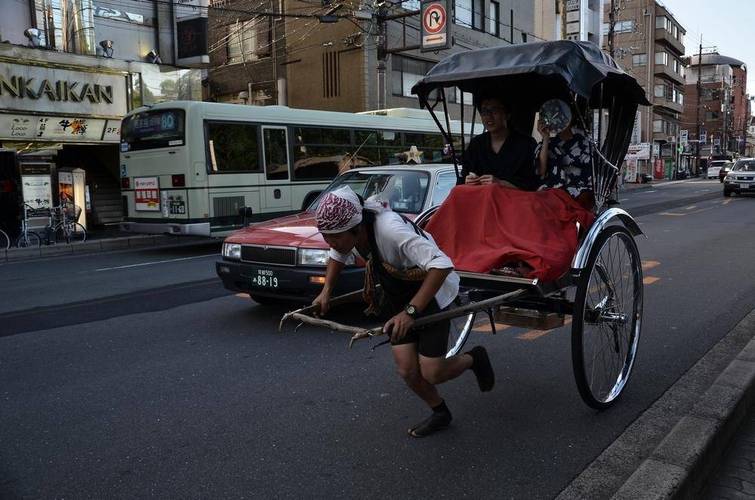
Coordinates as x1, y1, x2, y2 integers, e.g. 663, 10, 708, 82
308, 170, 430, 214
733, 160, 755, 172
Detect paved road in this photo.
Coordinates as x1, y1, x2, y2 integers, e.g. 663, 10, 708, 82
1, 181, 753, 498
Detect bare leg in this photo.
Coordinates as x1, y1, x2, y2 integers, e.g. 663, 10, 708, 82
419, 353, 473, 385
391, 343, 443, 408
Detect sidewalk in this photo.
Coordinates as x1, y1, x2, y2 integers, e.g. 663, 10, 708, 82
704, 411, 755, 498
558, 308, 755, 499
1, 231, 216, 263
619, 177, 697, 192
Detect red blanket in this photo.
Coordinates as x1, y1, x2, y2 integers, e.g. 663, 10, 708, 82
425, 185, 595, 282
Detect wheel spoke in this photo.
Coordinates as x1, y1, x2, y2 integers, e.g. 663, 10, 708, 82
576, 228, 642, 406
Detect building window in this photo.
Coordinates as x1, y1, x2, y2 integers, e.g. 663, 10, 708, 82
653, 119, 663, 133
323, 51, 340, 98
227, 19, 270, 64
654, 84, 666, 98
655, 16, 668, 30
391, 56, 435, 98
455, 0, 472, 27
614, 20, 635, 33
655, 52, 668, 66
705, 111, 720, 120
632, 53, 648, 66
472, 0, 484, 30
489, 0, 500, 37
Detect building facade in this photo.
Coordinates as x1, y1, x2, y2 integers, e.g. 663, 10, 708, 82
682, 53, 748, 164
206, 0, 285, 105
559, 0, 603, 44
0, 0, 206, 237
603, 0, 686, 180
277, 0, 536, 116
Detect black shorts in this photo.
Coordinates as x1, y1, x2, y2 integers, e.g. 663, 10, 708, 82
390, 300, 450, 358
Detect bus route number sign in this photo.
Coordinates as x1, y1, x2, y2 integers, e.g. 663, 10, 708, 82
421, 0, 450, 52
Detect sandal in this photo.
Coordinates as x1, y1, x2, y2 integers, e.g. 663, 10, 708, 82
408, 409, 452, 438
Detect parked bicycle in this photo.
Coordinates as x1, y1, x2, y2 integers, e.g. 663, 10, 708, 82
16, 203, 43, 248
0, 228, 9, 250
52, 204, 87, 244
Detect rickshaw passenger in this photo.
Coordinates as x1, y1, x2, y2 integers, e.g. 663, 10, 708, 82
462, 97, 539, 190
312, 186, 495, 438
535, 99, 594, 210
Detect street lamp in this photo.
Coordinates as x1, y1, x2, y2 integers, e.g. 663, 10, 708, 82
23, 28, 41, 47
99, 40, 114, 58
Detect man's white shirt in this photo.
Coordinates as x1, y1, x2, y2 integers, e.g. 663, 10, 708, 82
328, 211, 459, 309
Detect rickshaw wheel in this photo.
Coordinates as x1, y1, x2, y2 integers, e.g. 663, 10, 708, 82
445, 292, 475, 358
572, 225, 643, 409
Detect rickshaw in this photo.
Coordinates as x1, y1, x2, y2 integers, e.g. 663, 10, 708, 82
280, 40, 650, 410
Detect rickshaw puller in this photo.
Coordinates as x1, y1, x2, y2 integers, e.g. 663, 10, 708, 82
313, 186, 495, 438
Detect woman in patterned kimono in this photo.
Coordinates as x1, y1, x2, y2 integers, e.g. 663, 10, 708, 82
535, 100, 594, 210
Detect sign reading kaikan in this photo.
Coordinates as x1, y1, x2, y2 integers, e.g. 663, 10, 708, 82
0, 63, 127, 117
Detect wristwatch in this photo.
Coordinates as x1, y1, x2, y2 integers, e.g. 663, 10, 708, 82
404, 304, 418, 318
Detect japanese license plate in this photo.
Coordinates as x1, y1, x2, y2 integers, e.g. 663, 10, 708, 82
740, 183, 750, 189
251, 269, 279, 288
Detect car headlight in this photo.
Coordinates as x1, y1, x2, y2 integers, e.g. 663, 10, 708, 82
298, 248, 330, 266
222, 242, 241, 260
724, 174, 734, 182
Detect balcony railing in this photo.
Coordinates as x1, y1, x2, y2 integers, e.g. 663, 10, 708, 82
654, 28, 685, 55
654, 63, 685, 85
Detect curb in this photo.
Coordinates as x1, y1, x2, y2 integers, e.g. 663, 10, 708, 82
613, 325, 755, 499
0, 234, 217, 263
557, 309, 755, 500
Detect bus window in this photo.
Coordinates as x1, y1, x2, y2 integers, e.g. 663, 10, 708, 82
263, 127, 289, 180
121, 109, 185, 151
206, 122, 260, 173
293, 126, 354, 180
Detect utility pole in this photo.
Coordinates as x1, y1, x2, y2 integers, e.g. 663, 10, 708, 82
695, 35, 702, 173
607, 0, 616, 57
374, 6, 420, 110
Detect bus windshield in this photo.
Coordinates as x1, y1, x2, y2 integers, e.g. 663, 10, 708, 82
121, 109, 185, 151
308, 170, 430, 214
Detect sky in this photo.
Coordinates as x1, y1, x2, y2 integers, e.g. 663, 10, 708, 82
659, 0, 754, 93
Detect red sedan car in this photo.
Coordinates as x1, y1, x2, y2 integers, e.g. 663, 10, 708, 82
216, 165, 458, 305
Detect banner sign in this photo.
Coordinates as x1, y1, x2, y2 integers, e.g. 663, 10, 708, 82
0, 113, 119, 142
625, 143, 650, 160
21, 175, 53, 210
0, 62, 127, 117
134, 177, 160, 212
421, 0, 450, 52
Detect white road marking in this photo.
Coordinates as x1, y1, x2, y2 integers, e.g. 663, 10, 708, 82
95, 254, 218, 271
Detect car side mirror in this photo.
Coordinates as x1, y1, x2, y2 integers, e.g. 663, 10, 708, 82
238, 207, 254, 226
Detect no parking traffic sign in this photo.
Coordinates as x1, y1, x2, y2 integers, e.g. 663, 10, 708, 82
421, 0, 450, 52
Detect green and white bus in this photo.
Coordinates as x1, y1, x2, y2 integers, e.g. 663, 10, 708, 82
119, 101, 471, 237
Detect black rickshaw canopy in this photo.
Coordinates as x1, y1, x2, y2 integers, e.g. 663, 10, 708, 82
410, 40, 650, 211
411, 40, 650, 109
